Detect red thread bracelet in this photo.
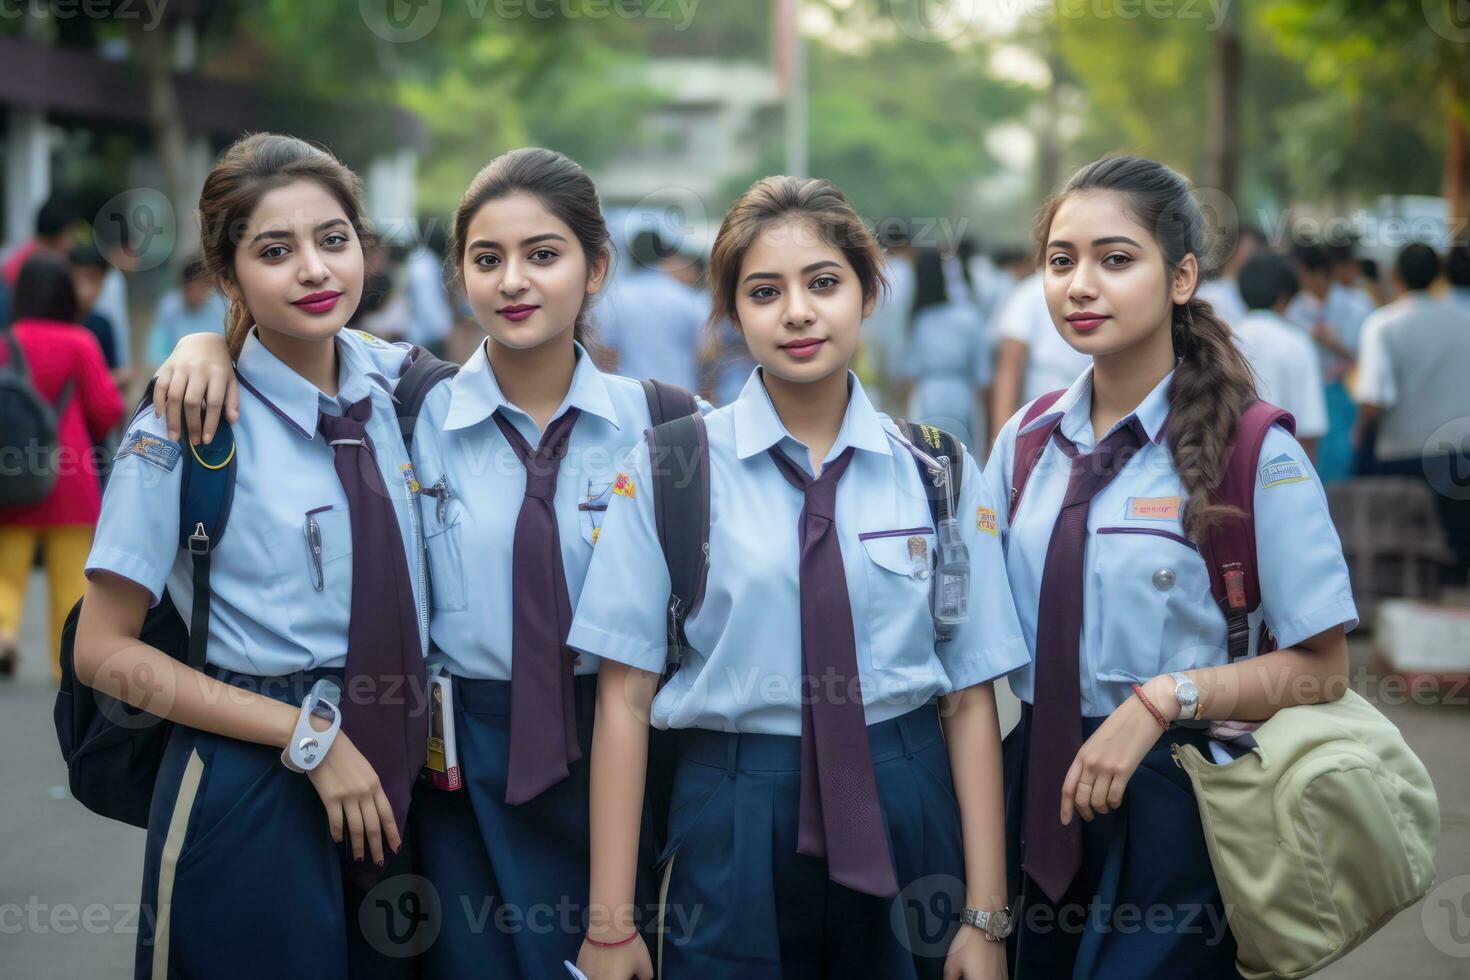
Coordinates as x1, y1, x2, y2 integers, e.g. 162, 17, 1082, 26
585, 928, 639, 948
1131, 683, 1170, 731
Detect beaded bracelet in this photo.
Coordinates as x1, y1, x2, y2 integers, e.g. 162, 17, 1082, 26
1131, 683, 1170, 731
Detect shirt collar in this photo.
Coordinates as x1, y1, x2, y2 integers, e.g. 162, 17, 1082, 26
731, 367, 893, 462
442, 340, 621, 432
1019, 364, 1172, 451
235, 327, 380, 440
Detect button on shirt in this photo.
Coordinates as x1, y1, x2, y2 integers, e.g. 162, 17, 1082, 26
86, 328, 428, 676
982, 368, 1358, 716
568, 369, 1030, 736
412, 341, 702, 681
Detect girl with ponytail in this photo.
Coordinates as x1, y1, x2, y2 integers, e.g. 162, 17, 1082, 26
980, 156, 1357, 978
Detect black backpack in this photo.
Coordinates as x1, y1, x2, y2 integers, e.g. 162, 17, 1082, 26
0, 328, 73, 507
53, 351, 457, 828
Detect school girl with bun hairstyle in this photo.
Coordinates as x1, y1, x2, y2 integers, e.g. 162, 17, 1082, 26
402, 147, 693, 978
570, 175, 1029, 979
981, 155, 1356, 977
76, 132, 430, 979
154, 146, 696, 979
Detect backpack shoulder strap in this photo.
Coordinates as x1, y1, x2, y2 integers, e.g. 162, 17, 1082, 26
640, 378, 698, 427
1008, 389, 1067, 520
895, 420, 964, 524
646, 411, 709, 648
1, 328, 28, 378
1198, 400, 1295, 662
173, 385, 237, 672
395, 348, 459, 453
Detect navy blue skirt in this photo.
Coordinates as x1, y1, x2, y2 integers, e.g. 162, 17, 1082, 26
1002, 703, 1241, 979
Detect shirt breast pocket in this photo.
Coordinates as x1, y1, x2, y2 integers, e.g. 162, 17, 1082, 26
425, 520, 467, 612
311, 506, 353, 567
858, 527, 935, 671
1092, 526, 1219, 682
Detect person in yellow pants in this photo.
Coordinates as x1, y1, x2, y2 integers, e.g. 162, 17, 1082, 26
0, 255, 126, 680
0, 525, 94, 680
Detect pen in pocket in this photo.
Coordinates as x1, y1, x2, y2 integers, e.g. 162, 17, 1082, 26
303, 510, 326, 591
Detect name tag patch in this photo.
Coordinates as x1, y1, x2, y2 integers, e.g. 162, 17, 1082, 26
612, 473, 635, 499
116, 432, 181, 472
1126, 496, 1181, 522
976, 506, 997, 535
1259, 453, 1308, 488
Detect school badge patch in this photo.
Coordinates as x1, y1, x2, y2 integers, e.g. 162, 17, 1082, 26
976, 506, 998, 535
116, 431, 181, 472
1258, 453, 1308, 489
612, 473, 635, 499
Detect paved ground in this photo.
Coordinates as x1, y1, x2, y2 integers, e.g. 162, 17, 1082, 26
1, 572, 1467, 977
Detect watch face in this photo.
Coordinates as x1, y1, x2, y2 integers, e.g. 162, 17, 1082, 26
1178, 681, 1199, 703
991, 909, 1013, 936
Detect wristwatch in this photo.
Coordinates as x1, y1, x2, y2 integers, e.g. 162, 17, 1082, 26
1169, 671, 1201, 721
961, 905, 1014, 942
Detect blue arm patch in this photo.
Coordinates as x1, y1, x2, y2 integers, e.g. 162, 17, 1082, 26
116, 431, 182, 472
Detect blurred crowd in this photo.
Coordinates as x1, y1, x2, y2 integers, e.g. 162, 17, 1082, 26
3, 193, 1470, 678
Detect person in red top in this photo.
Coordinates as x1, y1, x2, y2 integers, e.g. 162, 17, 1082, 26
0, 255, 124, 679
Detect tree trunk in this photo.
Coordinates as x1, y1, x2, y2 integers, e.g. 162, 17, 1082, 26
1205, 0, 1242, 200
1444, 76, 1470, 232
132, 18, 189, 253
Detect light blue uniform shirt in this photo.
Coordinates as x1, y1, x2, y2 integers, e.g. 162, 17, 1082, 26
86, 328, 429, 676
901, 300, 991, 451
411, 341, 704, 681
568, 369, 1030, 736
594, 268, 708, 391
981, 367, 1358, 717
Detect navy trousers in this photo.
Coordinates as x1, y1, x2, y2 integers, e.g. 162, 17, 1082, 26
654, 703, 966, 980
136, 667, 367, 980
415, 673, 656, 980
1002, 703, 1241, 980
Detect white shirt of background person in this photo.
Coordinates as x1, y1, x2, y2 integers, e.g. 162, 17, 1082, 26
1234, 308, 1328, 449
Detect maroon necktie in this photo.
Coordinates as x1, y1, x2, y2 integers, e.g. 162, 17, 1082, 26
1022, 419, 1145, 904
768, 445, 899, 898
318, 398, 428, 891
493, 408, 582, 805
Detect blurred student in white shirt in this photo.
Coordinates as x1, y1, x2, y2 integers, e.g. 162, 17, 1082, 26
1196, 225, 1264, 329
1234, 251, 1328, 459
1287, 242, 1372, 481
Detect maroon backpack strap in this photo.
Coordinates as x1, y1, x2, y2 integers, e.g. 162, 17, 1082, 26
1007, 389, 1068, 520
1198, 400, 1296, 662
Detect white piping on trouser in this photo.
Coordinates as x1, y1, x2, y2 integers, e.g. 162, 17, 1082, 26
152, 748, 205, 979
